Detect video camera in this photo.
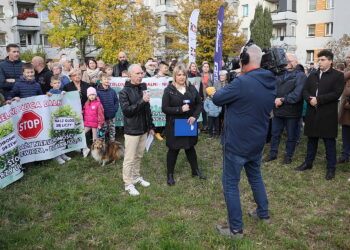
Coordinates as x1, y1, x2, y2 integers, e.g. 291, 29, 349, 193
227, 40, 288, 76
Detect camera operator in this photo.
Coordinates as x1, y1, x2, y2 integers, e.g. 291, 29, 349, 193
295, 50, 344, 180
213, 43, 277, 238
263, 53, 307, 164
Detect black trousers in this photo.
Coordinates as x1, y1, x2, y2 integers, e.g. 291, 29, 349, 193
208, 116, 220, 135
167, 146, 198, 174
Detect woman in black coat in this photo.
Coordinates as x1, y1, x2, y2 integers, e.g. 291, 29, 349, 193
162, 64, 205, 186
63, 69, 90, 108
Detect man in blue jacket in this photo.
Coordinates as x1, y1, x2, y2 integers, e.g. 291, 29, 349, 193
0, 44, 24, 99
213, 44, 277, 238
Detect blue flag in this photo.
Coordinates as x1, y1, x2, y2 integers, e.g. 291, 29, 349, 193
214, 5, 225, 82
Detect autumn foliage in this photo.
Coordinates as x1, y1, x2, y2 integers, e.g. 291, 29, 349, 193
167, 0, 245, 64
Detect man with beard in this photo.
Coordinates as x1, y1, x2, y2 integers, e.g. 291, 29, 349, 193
112, 52, 130, 77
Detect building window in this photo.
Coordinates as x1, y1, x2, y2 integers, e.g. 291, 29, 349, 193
0, 33, 6, 45
86, 36, 95, 46
243, 5, 248, 17
325, 22, 333, 36
291, 24, 296, 37
307, 24, 316, 37
326, 0, 334, 9
308, 0, 316, 11
19, 32, 36, 46
306, 50, 314, 63
165, 36, 173, 48
40, 34, 50, 46
0, 5, 4, 19
40, 10, 49, 22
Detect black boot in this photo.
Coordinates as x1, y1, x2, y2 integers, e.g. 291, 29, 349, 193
325, 169, 335, 180
192, 169, 206, 179
167, 174, 175, 186
294, 162, 313, 171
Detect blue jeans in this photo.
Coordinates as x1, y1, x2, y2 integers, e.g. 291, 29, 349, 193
270, 117, 299, 158
305, 137, 336, 170
222, 147, 269, 231
341, 125, 350, 160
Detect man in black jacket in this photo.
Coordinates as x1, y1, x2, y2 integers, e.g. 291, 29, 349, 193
0, 44, 24, 99
32, 56, 53, 94
295, 50, 344, 180
263, 53, 307, 164
112, 52, 130, 77
119, 64, 155, 196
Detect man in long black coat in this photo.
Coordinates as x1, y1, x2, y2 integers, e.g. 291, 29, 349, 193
295, 50, 344, 180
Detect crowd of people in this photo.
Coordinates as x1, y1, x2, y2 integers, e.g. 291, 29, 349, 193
1, 42, 350, 238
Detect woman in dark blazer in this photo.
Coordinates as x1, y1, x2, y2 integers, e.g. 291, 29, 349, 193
162, 64, 205, 186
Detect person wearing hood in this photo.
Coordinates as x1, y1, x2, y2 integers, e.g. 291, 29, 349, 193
119, 64, 155, 196
263, 53, 307, 165
7, 63, 42, 103
32, 56, 53, 94
0, 44, 24, 99
213, 44, 277, 239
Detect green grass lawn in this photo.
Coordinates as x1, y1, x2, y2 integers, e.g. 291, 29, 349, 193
1, 133, 350, 249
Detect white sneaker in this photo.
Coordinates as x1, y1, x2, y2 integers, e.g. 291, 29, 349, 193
61, 154, 71, 161
125, 184, 140, 196
82, 148, 90, 158
55, 155, 65, 165
133, 177, 150, 187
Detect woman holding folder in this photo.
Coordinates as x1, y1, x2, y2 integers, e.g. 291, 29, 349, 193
162, 64, 206, 186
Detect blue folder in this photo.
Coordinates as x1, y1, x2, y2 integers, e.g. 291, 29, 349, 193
174, 119, 197, 136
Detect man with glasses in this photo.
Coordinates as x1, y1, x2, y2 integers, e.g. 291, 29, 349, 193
295, 50, 344, 180
263, 53, 307, 165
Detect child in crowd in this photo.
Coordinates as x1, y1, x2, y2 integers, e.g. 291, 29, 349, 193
82, 87, 105, 157
6, 63, 42, 104
47, 75, 66, 95
204, 87, 222, 138
103, 64, 114, 77
96, 73, 119, 142
121, 70, 129, 78
47, 76, 71, 164
155, 61, 169, 77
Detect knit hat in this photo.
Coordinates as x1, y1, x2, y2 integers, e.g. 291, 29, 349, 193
87, 87, 97, 97
206, 87, 216, 96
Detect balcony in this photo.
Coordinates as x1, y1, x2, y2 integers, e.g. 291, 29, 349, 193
271, 11, 297, 25
271, 36, 296, 48
12, 17, 40, 29
154, 4, 176, 14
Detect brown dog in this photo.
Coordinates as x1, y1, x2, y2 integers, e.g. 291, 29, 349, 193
91, 140, 124, 166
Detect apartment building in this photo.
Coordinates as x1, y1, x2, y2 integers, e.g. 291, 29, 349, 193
296, 0, 348, 64
0, 0, 97, 62
141, 0, 177, 59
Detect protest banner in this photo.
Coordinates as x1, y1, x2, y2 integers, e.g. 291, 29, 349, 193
0, 91, 86, 188
110, 77, 173, 127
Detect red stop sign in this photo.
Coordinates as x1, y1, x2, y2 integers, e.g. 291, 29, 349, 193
17, 111, 43, 139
